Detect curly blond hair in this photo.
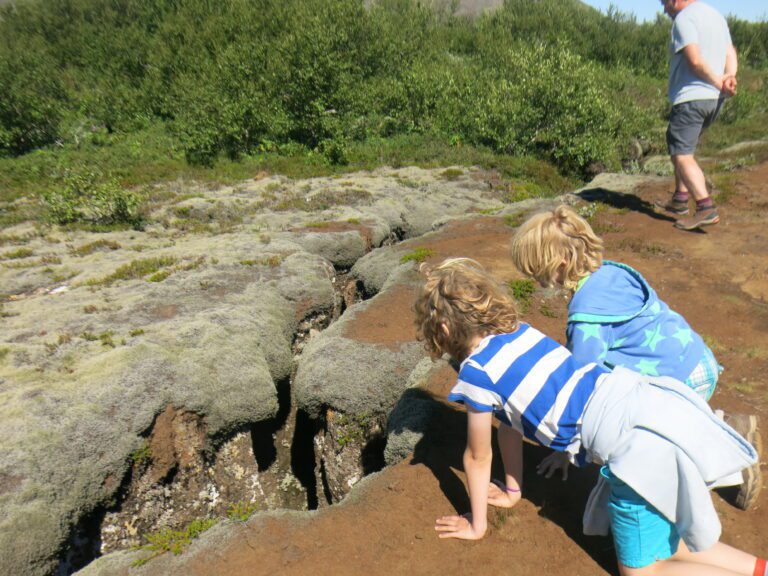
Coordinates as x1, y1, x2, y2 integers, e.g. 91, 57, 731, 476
510, 205, 603, 290
414, 258, 519, 361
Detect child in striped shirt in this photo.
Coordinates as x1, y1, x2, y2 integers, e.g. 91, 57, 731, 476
414, 258, 765, 576
509, 204, 761, 511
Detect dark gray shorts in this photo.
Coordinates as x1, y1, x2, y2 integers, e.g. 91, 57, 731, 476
666, 98, 724, 156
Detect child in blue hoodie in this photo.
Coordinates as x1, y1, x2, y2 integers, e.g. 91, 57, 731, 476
510, 204, 761, 510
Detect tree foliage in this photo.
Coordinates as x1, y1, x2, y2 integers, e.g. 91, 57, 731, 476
0, 0, 766, 173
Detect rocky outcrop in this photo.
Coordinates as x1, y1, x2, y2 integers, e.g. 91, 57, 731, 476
0, 166, 509, 575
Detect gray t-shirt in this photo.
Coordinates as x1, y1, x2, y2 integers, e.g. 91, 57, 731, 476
668, 1, 732, 105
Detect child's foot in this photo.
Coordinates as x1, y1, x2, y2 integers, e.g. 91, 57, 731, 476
488, 480, 521, 508
724, 413, 763, 510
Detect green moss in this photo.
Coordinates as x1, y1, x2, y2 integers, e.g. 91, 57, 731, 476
132, 518, 218, 566
346, 217, 360, 224
508, 278, 536, 311
129, 328, 145, 337
400, 247, 433, 264
304, 221, 330, 228
334, 412, 371, 448
0, 347, 11, 362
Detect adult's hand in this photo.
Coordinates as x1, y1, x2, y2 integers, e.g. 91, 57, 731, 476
722, 74, 737, 97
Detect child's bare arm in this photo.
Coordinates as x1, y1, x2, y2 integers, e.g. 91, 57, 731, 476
488, 423, 523, 508
435, 407, 493, 540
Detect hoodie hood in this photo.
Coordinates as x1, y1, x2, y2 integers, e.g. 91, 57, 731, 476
569, 261, 654, 323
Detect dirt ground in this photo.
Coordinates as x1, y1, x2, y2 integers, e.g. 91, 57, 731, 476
181, 161, 768, 576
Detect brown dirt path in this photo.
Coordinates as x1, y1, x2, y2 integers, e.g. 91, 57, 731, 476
170, 163, 768, 575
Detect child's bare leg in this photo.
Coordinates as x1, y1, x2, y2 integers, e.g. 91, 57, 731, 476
619, 540, 758, 576
668, 540, 757, 574
488, 424, 522, 508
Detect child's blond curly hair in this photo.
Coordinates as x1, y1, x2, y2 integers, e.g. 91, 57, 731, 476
510, 205, 603, 290
414, 258, 519, 361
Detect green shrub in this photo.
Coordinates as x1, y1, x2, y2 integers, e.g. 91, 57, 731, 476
227, 501, 259, 522
132, 518, 218, 566
0, 0, 766, 178
40, 168, 144, 227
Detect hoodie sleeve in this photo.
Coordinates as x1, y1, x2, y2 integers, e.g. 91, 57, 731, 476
566, 321, 613, 367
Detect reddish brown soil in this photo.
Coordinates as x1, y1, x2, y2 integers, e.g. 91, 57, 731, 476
185, 162, 768, 575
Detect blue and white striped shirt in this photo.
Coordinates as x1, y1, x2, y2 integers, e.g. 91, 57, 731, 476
448, 323, 609, 456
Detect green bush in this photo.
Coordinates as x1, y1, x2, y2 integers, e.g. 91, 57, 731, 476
0, 0, 766, 176
40, 168, 144, 227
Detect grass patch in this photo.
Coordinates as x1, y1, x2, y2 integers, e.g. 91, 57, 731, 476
396, 178, 421, 189
70, 239, 121, 257
440, 168, 464, 181
240, 255, 283, 267
2, 247, 34, 260
539, 302, 560, 318
80, 331, 116, 346
132, 518, 218, 567
710, 173, 739, 204
87, 256, 178, 286
130, 442, 152, 466
504, 213, 527, 228
148, 270, 172, 282
702, 335, 726, 354
304, 221, 330, 228
615, 238, 672, 258
400, 247, 434, 264
727, 380, 758, 395
508, 278, 536, 311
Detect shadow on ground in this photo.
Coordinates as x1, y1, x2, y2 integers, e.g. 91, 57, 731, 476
400, 389, 618, 574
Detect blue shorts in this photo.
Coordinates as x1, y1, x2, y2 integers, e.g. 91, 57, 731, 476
602, 467, 680, 569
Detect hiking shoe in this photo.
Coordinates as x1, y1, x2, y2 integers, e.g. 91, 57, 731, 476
724, 413, 763, 510
654, 197, 690, 216
674, 206, 720, 230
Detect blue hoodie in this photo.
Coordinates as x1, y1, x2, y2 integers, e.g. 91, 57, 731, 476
566, 261, 706, 382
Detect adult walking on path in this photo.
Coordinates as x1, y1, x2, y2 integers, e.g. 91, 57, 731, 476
655, 0, 738, 231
